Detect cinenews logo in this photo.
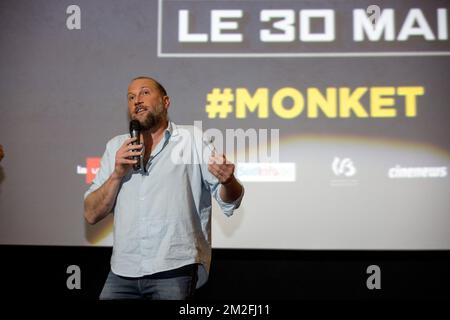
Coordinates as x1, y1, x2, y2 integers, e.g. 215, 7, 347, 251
388, 165, 448, 179
157, 0, 450, 58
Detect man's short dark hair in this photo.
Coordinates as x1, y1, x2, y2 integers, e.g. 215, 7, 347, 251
131, 76, 167, 96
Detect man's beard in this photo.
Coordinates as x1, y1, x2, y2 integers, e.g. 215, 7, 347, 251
132, 103, 167, 131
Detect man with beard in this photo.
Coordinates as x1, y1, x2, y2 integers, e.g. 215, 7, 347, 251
84, 76, 244, 300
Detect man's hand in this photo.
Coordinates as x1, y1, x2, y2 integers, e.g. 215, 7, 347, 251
208, 153, 235, 185
208, 153, 243, 204
113, 137, 143, 178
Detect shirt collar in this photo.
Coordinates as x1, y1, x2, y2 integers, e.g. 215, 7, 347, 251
167, 121, 180, 138
164, 121, 173, 140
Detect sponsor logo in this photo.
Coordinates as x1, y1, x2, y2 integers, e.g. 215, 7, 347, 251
236, 162, 296, 182
388, 165, 447, 179
77, 157, 101, 184
330, 157, 358, 187
332, 157, 357, 177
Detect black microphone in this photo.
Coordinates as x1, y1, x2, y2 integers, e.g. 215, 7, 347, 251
129, 120, 141, 171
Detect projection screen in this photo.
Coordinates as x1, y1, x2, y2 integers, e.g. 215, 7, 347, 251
0, 0, 449, 249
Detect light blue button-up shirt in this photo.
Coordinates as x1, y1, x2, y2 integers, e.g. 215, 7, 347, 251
84, 122, 244, 288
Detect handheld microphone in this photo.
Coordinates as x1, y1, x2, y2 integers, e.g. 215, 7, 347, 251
129, 120, 141, 171
203, 136, 217, 155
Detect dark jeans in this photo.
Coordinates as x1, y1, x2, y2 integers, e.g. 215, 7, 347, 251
99, 264, 198, 300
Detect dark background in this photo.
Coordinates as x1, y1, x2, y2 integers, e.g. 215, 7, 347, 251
1, 245, 448, 301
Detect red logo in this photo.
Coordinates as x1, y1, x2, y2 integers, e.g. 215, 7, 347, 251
77, 157, 101, 184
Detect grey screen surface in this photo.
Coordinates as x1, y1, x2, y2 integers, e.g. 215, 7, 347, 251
0, 0, 449, 249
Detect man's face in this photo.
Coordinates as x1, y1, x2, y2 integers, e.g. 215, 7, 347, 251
127, 79, 170, 131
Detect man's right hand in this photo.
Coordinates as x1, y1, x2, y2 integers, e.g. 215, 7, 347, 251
113, 137, 143, 178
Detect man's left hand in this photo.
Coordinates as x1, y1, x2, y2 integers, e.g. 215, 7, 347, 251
208, 153, 235, 185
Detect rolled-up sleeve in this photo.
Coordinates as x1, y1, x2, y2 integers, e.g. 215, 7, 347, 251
214, 180, 244, 217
